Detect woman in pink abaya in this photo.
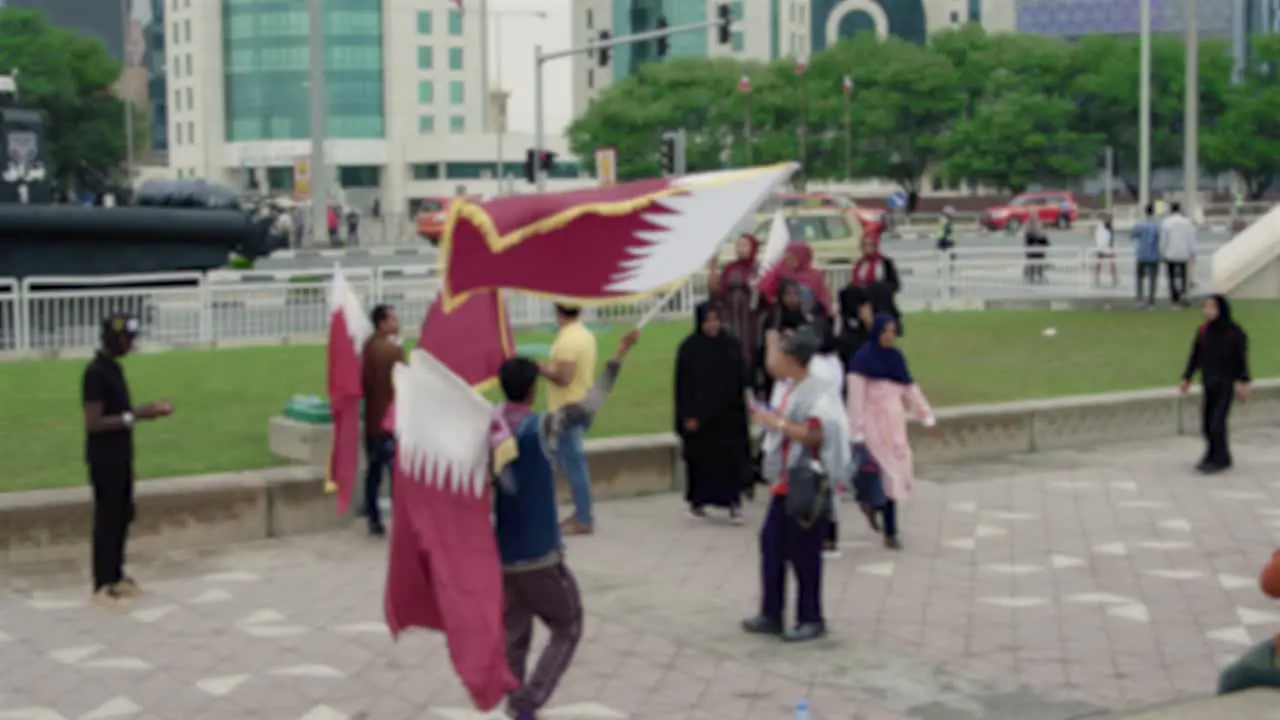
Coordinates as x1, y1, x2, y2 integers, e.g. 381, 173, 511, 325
844, 314, 937, 550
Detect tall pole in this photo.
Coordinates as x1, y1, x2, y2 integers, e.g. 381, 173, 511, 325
796, 59, 808, 188
533, 46, 545, 192
494, 16, 504, 192
842, 76, 853, 180
1104, 145, 1114, 210
307, 0, 329, 245
1183, 0, 1199, 219
1138, 0, 1151, 209
122, 0, 135, 183
478, 0, 489, 136
739, 75, 752, 166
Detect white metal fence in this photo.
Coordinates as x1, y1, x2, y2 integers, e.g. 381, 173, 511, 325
0, 244, 1223, 358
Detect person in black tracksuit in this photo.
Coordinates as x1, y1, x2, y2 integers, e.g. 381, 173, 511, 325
82, 314, 174, 609
1179, 295, 1251, 474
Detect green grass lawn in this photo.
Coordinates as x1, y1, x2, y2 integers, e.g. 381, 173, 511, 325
4, 302, 1278, 493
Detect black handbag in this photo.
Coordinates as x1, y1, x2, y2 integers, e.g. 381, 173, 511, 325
785, 452, 830, 527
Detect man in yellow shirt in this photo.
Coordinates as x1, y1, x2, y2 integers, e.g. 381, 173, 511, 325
540, 304, 598, 534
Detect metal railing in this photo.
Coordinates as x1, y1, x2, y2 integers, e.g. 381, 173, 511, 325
0, 243, 1225, 358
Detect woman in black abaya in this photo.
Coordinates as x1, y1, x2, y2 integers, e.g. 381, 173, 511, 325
1179, 294, 1252, 473
676, 302, 752, 522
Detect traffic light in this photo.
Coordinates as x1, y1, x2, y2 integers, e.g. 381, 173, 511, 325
659, 135, 677, 176
716, 3, 732, 45
539, 150, 556, 173
597, 30, 611, 67
655, 16, 669, 58
523, 149, 537, 183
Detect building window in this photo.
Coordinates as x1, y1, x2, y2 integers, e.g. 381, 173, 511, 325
186, 121, 194, 142
418, 46, 433, 69
418, 80, 434, 103
587, 68, 593, 89
186, 88, 193, 109
173, 88, 182, 111
731, 31, 744, 52
419, 115, 435, 133
411, 163, 440, 180
449, 80, 464, 105
183, 19, 191, 43
968, 0, 981, 22
730, 1, 745, 20
417, 10, 432, 34
171, 21, 179, 43
586, 9, 593, 29
448, 47, 463, 70
185, 54, 192, 75
448, 9, 463, 36
449, 115, 465, 133
338, 166, 379, 188
950, 10, 959, 24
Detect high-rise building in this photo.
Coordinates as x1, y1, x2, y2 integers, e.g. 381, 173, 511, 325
164, 0, 576, 215
569, 0, 1016, 118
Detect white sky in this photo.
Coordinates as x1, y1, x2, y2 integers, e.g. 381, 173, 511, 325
488, 0, 575, 134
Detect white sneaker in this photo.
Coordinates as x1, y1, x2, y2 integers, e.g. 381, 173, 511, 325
822, 549, 842, 560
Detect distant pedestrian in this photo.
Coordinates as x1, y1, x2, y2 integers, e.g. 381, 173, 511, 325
1130, 204, 1161, 307
82, 314, 174, 609
346, 208, 361, 246
1022, 217, 1050, 284
327, 205, 340, 246
1179, 294, 1251, 474
1058, 198, 1072, 229
1093, 213, 1117, 287
849, 234, 902, 335
361, 304, 405, 536
1161, 202, 1196, 307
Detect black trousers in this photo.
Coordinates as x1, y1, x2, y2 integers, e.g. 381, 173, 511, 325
1166, 262, 1189, 303
1202, 381, 1235, 467
89, 462, 135, 590
1136, 261, 1159, 303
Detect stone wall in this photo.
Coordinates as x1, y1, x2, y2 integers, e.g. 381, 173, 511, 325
4, 380, 1277, 568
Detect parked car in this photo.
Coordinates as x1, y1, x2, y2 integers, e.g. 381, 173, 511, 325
736, 208, 862, 265
979, 191, 1079, 232
775, 192, 887, 238
415, 195, 481, 244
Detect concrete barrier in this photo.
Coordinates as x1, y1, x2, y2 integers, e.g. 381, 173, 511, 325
4, 380, 1277, 566
0, 465, 342, 567
1110, 687, 1280, 718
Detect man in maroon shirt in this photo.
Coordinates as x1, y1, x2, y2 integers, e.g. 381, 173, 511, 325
361, 304, 404, 536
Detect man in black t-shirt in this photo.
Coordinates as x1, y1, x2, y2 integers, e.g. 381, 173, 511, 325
82, 314, 173, 609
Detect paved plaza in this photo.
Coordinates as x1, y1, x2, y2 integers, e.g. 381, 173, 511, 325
3, 428, 1280, 719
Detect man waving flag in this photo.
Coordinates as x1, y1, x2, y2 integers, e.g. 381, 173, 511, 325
437, 163, 797, 309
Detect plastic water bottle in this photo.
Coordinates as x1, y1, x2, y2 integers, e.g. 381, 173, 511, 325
794, 700, 812, 720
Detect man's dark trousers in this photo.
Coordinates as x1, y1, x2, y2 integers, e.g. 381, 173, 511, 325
1166, 261, 1188, 303
1136, 261, 1159, 303
89, 463, 135, 590
363, 434, 395, 525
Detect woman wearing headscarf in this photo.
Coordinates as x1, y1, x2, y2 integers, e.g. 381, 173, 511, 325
675, 302, 752, 521
756, 242, 833, 316
1179, 294, 1251, 473
758, 279, 813, 401
707, 234, 761, 371
848, 235, 902, 334
845, 314, 937, 550
742, 326, 851, 643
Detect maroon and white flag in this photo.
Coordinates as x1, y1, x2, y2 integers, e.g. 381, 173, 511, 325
795, 58, 808, 75
843, 74, 854, 95
385, 350, 517, 710
738, 74, 752, 93
324, 266, 372, 515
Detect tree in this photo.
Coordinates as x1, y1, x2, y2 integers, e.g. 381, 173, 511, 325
1070, 34, 1233, 196
0, 9, 128, 185
1202, 35, 1280, 199
811, 35, 964, 191
567, 57, 752, 180
942, 86, 1103, 192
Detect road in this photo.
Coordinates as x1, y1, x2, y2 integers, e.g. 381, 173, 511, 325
255, 229, 1237, 273
4, 427, 1279, 719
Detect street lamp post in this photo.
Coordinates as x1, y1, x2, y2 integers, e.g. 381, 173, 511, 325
307, 0, 328, 246
1138, 0, 1151, 210
1183, 0, 1199, 219
491, 9, 547, 194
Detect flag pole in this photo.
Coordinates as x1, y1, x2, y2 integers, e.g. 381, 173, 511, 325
739, 75, 752, 166
842, 75, 853, 180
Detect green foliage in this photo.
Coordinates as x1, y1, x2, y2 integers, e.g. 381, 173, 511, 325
0, 9, 128, 182
1202, 34, 1280, 199
566, 29, 1277, 193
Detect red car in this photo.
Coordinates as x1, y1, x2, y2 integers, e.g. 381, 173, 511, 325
776, 192, 886, 238
980, 191, 1079, 232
